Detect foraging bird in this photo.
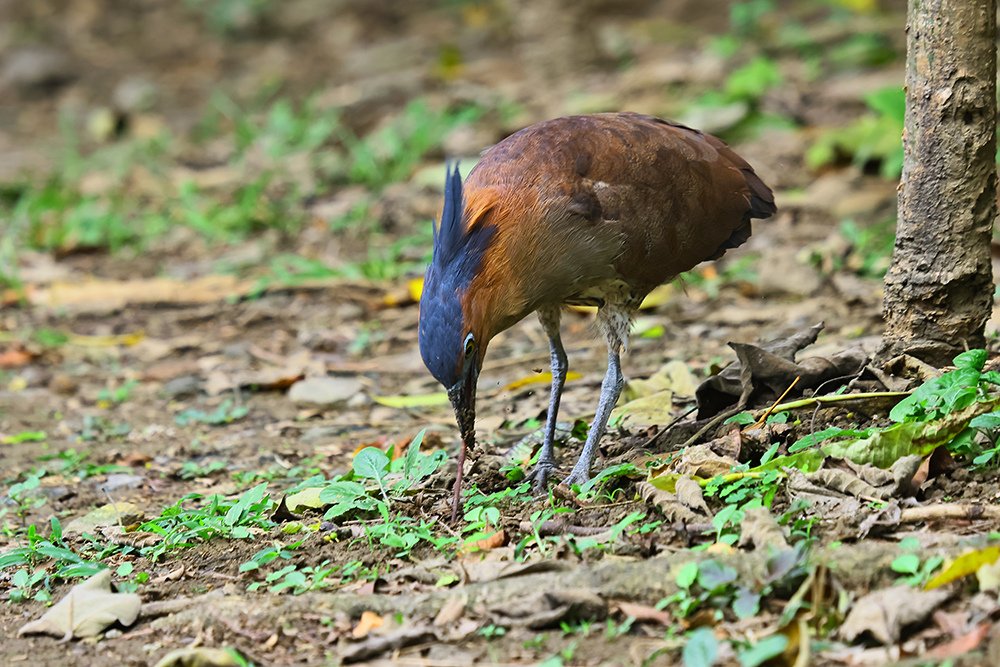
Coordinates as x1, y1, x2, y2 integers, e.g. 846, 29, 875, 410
418, 112, 776, 520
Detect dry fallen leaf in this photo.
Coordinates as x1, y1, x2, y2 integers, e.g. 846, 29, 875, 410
674, 475, 711, 515
64, 502, 145, 536
18, 569, 141, 640
615, 601, 672, 626
0, 347, 34, 369
352, 610, 385, 639
737, 506, 789, 551
468, 529, 507, 553
433, 595, 468, 626
840, 585, 951, 644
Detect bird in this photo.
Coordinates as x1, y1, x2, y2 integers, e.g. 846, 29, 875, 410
417, 112, 776, 521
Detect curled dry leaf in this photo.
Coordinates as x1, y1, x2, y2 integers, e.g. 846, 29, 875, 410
674, 475, 711, 515
673, 444, 739, 478
696, 322, 868, 418
737, 506, 789, 551
18, 569, 141, 640
470, 529, 507, 552
433, 595, 468, 626
615, 601, 672, 626
638, 481, 704, 524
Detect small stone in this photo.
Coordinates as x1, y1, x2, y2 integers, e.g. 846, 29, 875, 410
48, 373, 79, 395
1, 47, 74, 91
288, 376, 363, 408
65, 502, 144, 536
162, 375, 202, 399
99, 474, 146, 493
301, 426, 341, 443
112, 76, 157, 113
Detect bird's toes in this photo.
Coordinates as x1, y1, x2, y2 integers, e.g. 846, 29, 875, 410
562, 468, 591, 488
528, 460, 556, 494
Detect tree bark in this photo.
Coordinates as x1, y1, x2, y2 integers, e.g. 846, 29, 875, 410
880, 0, 997, 365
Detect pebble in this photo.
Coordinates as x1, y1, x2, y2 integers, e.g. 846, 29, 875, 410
288, 376, 363, 407
1, 46, 74, 91
162, 375, 202, 399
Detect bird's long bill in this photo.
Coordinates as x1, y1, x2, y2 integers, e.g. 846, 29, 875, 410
447, 367, 478, 523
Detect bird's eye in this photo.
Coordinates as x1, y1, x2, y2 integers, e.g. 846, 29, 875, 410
463, 332, 476, 357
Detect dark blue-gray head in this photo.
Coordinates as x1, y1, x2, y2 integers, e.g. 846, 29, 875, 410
418, 164, 496, 449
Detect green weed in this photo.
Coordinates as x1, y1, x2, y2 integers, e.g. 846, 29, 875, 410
175, 399, 250, 426
891, 537, 943, 586
340, 99, 481, 190
0, 518, 105, 602
139, 483, 273, 561
807, 85, 904, 179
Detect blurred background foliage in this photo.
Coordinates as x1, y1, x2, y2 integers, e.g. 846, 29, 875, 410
0, 0, 913, 293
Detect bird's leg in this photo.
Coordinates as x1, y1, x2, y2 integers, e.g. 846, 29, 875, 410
564, 307, 629, 487
529, 306, 568, 492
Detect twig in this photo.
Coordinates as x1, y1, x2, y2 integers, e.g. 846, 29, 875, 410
898, 503, 1000, 523
639, 405, 698, 451
764, 391, 910, 414
746, 376, 801, 431
518, 520, 615, 537
676, 404, 743, 450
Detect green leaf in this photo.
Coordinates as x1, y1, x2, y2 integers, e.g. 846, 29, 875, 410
738, 635, 789, 667
732, 586, 761, 620
1, 431, 47, 445
683, 627, 719, 667
788, 427, 869, 453
825, 398, 1000, 467
676, 561, 699, 589
353, 447, 390, 481
697, 560, 738, 591
954, 349, 987, 372
970, 412, 1000, 430
891, 553, 920, 575
724, 411, 755, 426
225, 483, 268, 526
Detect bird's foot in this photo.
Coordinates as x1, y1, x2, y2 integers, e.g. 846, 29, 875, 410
562, 465, 591, 489
527, 458, 557, 494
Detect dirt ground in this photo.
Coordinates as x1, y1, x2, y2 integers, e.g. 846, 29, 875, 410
3, 1, 1000, 665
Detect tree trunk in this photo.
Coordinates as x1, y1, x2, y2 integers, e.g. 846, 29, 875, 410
880, 0, 997, 365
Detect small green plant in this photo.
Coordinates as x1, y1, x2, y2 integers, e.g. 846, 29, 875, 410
248, 561, 337, 594
179, 460, 228, 479
892, 350, 999, 424
97, 379, 138, 406
78, 415, 132, 442
139, 483, 273, 561
7, 470, 48, 518
315, 432, 457, 555
479, 624, 507, 639
807, 85, 904, 179
0, 518, 105, 602
39, 449, 132, 479
114, 561, 150, 594
175, 399, 250, 426
341, 100, 481, 190
891, 537, 944, 586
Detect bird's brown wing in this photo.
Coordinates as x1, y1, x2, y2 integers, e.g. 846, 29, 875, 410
464, 112, 775, 312
540, 113, 775, 296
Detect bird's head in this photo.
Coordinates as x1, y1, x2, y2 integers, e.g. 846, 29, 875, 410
418, 164, 498, 446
